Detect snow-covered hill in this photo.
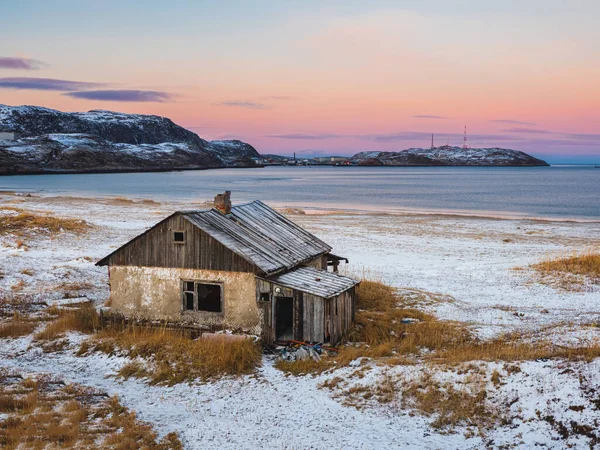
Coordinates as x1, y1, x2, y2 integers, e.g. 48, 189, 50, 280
0, 104, 260, 174
352, 146, 549, 166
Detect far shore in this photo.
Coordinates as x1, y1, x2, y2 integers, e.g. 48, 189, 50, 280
0, 161, 563, 177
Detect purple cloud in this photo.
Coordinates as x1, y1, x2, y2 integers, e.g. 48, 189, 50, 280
502, 127, 552, 134
491, 119, 537, 126
0, 77, 105, 91
64, 89, 174, 102
216, 100, 268, 109
0, 57, 46, 70
413, 114, 448, 119
564, 132, 600, 141
266, 132, 341, 140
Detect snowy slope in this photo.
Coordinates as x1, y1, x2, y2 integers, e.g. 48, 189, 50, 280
352, 146, 549, 166
0, 104, 260, 173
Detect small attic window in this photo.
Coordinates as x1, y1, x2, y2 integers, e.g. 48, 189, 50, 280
173, 231, 185, 244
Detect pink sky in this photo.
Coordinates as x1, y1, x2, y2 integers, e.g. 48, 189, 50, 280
1, 1, 599, 162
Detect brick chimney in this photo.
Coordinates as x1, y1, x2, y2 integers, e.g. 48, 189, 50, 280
214, 191, 232, 214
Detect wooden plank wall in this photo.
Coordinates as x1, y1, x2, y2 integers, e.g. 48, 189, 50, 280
325, 287, 355, 344
256, 278, 274, 344
106, 214, 258, 273
256, 279, 356, 345
293, 291, 304, 341
303, 294, 325, 343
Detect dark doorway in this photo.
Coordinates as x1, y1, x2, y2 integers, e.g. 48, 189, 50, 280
275, 296, 294, 340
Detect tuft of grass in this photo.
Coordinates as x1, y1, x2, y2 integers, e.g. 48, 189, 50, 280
0, 373, 182, 449
79, 326, 262, 385
34, 305, 100, 341
275, 358, 331, 376
355, 279, 398, 311
10, 280, 25, 292
0, 314, 36, 339
0, 212, 89, 237
531, 251, 600, 289
402, 372, 496, 430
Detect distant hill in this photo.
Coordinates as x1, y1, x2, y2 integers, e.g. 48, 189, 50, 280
0, 105, 260, 175
351, 146, 549, 166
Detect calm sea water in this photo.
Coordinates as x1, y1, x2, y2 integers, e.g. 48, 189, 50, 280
1, 166, 599, 220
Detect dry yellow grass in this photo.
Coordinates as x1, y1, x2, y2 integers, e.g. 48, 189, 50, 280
10, 280, 25, 292
401, 372, 495, 430
281, 278, 600, 376
531, 251, 600, 289
0, 314, 36, 339
274, 358, 331, 376
0, 212, 89, 237
79, 325, 262, 385
0, 373, 182, 449
34, 304, 100, 341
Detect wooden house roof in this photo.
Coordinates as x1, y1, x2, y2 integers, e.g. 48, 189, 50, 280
182, 201, 331, 275
97, 200, 332, 275
266, 266, 359, 298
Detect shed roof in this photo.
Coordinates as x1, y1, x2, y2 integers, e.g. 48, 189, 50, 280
182, 201, 331, 275
266, 266, 359, 298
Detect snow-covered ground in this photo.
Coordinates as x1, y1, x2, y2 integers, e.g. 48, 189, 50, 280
1, 191, 599, 449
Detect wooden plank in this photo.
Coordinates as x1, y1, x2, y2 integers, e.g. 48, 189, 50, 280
293, 291, 303, 341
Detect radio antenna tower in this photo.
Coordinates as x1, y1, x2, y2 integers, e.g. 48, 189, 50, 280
462, 125, 468, 149
431, 133, 434, 149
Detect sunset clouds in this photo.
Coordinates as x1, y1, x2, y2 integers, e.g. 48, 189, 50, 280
1, 1, 599, 162
0, 57, 46, 70
65, 90, 174, 102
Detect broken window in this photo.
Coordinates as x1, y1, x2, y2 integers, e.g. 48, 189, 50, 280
183, 282, 195, 311
197, 283, 222, 312
259, 292, 270, 303
173, 231, 185, 243
182, 280, 223, 313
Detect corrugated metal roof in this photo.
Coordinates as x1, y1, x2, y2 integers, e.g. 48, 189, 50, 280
266, 267, 359, 298
182, 201, 332, 275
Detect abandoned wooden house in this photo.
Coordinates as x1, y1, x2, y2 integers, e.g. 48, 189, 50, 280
97, 192, 359, 344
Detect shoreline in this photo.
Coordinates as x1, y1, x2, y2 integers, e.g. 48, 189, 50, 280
3, 189, 599, 224
0, 163, 561, 177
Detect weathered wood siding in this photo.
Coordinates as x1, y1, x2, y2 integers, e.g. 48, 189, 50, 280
302, 294, 325, 343
302, 255, 328, 270
256, 279, 355, 344
256, 278, 274, 344
325, 287, 355, 344
105, 214, 258, 273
